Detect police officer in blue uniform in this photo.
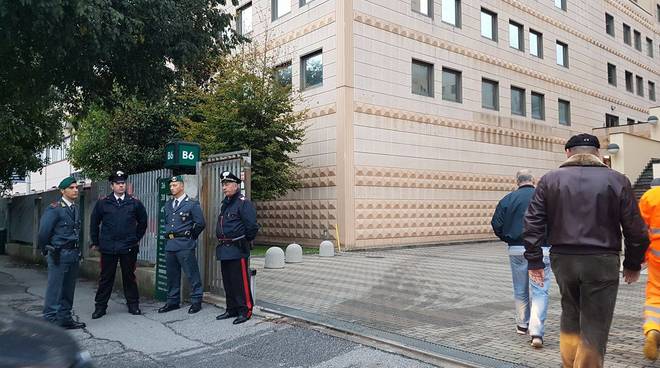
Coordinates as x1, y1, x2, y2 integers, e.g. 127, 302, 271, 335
158, 175, 206, 314
39, 177, 86, 329
214, 171, 259, 325
90, 171, 148, 319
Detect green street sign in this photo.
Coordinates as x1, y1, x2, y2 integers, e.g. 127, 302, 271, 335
165, 141, 200, 168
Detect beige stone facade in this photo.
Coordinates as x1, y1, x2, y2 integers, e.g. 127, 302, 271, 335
231, 0, 659, 249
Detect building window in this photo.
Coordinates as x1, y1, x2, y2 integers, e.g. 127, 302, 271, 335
511, 86, 526, 116
623, 24, 631, 45
441, 0, 461, 27
634, 30, 642, 51
650, 81, 656, 101
647, 38, 654, 57
480, 8, 497, 41
301, 50, 323, 90
481, 78, 499, 110
554, 0, 566, 11
509, 21, 524, 51
274, 62, 292, 87
272, 0, 291, 21
605, 13, 615, 36
300, 0, 314, 5
529, 29, 543, 58
412, 0, 432, 17
627, 118, 636, 125
531, 92, 545, 120
442, 67, 462, 102
605, 114, 619, 127
607, 63, 617, 86
412, 59, 434, 97
637, 75, 644, 97
237, 3, 253, 36
558, 99, 571, 126
556, 41, 568, 67
625, 71, 634, 92
658, 4, 660, 22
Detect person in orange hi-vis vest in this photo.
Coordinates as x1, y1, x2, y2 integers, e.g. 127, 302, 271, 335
640, 177, 660, 360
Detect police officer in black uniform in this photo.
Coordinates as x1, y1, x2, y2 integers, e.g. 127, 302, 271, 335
214, 172, 259, 325
158, 175, 206, 314
90, 171, 148, 319
39, 177, 86, 329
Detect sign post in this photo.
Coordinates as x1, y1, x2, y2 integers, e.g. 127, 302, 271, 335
154, 178, 171, 301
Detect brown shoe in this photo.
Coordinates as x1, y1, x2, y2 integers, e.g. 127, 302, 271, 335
644, 330, 660, 360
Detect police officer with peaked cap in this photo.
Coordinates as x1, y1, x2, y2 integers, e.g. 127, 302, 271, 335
215, 171, 259, 325
90, 170, 148, 319
158, 175, 206, 314
39, 176, 86, 329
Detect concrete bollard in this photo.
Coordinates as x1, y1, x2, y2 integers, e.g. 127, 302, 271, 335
319, 240, 335, 257
285, 243, 303, 263
264, 247, 285, 269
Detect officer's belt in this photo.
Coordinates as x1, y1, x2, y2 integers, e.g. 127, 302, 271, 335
58, 242, 79, 250
217, 235, 246, 244
167, 232, 190, 239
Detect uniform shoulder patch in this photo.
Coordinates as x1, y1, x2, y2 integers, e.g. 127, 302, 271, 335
49, 201, 59, 208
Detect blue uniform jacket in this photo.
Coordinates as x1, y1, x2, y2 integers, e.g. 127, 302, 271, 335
215, 192, 258, 260
491, 185, 548, 247
38, 198, 81, 249
90, 194, 148, 254
164, 195, 206, 252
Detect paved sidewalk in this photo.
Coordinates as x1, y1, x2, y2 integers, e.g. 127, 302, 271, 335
250, 242, 659, 368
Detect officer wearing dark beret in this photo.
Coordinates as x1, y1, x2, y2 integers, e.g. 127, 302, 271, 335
39, 177, 85, 329
157, 175, 206, 314
90, 170, 148, 319
215, 171, 259, 325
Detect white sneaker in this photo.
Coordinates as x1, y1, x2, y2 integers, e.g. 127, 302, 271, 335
531, 336, 543, 348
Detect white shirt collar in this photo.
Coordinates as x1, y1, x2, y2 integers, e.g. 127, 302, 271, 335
61, 197, 74, 207
174, 193, 187, 202
114, 193, 125, 201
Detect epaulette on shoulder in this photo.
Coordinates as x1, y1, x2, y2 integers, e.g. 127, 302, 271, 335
49, 201, 59, 209
132, 195, 141, 202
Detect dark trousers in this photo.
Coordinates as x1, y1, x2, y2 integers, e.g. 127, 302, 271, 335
551, 253, 620, 368
221, 258, 253, 317
166, 249, 203, 305
95, 248, 140, 308
43, 249, 80, 323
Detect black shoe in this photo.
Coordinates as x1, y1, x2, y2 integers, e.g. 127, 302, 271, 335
232, 315, 249, 325
215, 311, 238, 320
60, 320, 86, 330
188, 303, 202, 314
92, 307, 106, 319
128, 305, 142, 315
158, 304, 180, 314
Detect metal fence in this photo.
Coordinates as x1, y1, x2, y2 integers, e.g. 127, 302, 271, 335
200, 150, 251, 293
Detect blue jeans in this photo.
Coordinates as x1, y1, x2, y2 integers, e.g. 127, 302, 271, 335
43, 248, 80, 324
508, 246, 552, 338
166, 249, 203, 305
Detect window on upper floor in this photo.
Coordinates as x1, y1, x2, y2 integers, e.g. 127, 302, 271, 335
237, 2, 253, 36
623, 23, 631, 45
555, 0, 567, 11
412, 0, 432, 17
605, 113, 619, 127
634, 30, 642, 51
636, 75, 644, 97
481, 8, 497, 41
625, 71, 634, 92
607, 63, 617, 86
412, 59, 434, 97
531, 92, 545, 120
530, 29, 543, 58
647, 38, 654, 58
556, 41, 568, 67
481, 78, 499, 110
300, 0, 314, 6
274, 62, 292, 88
272, 0, 291, 21
627, 118, 636, 125
301, 50, 323, 90
605, 13, 615, 36
649, 81, 656, 101
558, 99, 571, 125
509, 21, 524, 51
442, 67, 462, 102
441, 0, 461, 27
511, 86, 526, 116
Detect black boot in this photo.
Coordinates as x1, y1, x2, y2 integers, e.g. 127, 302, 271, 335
60, 320, 86, 329
232, 315, 249, 325
157, 304, 180, 313
188, 303, 202, 314
215, 311, 237, 320
128, 305, 142, 315
92, 307, 106, 319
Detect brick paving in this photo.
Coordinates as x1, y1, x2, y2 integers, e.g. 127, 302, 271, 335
249, 242, 660, 368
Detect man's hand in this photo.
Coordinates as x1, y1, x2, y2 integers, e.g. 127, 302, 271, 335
529, 269, 545, 287
90, 245, 99, 252
623, 268, 640, 284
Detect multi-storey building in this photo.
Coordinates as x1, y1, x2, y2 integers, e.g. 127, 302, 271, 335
236, 0, 660, 249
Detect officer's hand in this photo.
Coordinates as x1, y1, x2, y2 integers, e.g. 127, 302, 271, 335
529, 269, 545, 287
41, 248, 48, 257
90, 245, 99, 252
623, 268, 640, 284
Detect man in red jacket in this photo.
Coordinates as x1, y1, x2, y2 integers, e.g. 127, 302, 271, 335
524, 133, 649, 368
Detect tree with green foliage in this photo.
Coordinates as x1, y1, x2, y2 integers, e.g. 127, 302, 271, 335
68, 89, 179, 179
176, 43, 307, 201
0, 0, 240, 191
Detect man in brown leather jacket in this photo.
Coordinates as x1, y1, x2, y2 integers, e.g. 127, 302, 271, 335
523, 133, 649, 368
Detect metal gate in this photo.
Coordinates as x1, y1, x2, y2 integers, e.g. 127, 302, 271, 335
199, 150, 251, 293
